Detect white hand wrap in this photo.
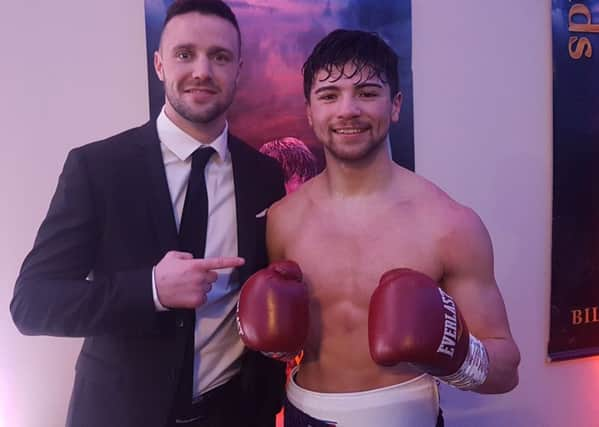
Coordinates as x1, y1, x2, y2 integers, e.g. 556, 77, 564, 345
439, 334, 489, 390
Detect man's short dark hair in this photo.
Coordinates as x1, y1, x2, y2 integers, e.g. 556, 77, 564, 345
302, 29, 399, 101
162, 0, 240, 45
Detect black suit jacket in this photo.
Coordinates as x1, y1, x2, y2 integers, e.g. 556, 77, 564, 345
10, 121, 286, 427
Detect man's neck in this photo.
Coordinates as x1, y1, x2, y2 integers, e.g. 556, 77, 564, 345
164, 108, 226, 144
323, 142, 395, 198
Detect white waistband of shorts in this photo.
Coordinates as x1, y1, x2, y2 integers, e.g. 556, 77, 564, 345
286, 366, 439, 409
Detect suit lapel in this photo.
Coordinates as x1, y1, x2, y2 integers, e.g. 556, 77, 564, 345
229, 136, 257, 281
134, 127, 264, 278
136, 122, 179, 256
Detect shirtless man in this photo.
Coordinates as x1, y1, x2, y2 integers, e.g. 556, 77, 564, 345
237, 29, 520, 427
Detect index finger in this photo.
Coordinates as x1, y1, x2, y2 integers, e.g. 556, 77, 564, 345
193, 256, 245, 271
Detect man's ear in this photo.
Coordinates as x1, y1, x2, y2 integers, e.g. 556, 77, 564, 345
391, 91, 402, 123
306, 102, 313, 127
154, 51, 165, 82
234, 58, 243, 87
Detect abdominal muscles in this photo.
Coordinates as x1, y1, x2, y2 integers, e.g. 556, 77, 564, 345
297, 297, 421, 393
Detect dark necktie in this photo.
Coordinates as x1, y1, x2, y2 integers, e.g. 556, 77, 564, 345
173, 146, 215, 418
178, 146, 215, 258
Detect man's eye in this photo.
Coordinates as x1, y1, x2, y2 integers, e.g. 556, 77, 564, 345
213, 53, 231, 64
360, 91, 378, 98
176, 51, 191, 60
318, 94, 336, 101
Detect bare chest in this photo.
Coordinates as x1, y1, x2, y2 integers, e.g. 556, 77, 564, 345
285, 211, 443, 310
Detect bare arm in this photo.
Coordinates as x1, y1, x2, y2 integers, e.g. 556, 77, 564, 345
266, 200, 287, 263
441, 207, 520, 394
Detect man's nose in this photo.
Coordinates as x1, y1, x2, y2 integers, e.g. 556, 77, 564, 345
191, 55, 212, 80
336, 96, 361, 119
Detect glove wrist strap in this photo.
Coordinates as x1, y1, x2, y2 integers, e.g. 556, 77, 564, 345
439, 334, 489, 390
261, 351, 301, 362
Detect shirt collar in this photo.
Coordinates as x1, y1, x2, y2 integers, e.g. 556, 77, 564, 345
156, 107, 229, 162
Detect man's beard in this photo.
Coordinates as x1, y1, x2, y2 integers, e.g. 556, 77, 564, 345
324, 134, 386, 163
165, 84, 235, 124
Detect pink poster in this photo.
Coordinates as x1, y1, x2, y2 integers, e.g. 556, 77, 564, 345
145, 0, 413, 171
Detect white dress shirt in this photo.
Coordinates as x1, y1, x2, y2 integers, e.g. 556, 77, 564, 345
153, 109, 245, 396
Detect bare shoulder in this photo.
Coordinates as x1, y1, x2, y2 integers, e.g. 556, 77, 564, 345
397, 169, 493, 273
433, 193, 489, 246
401, 169, 487, 238
269, 175, 321, 224
432, 192, 491, 265
423, 190, 494, 288
266, 175, 323, 260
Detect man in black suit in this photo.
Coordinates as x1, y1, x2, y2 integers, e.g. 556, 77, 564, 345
10, 1, 286, 426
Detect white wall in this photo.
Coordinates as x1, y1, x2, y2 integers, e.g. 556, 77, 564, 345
1, 1, 597, 426
413, 1, 599, 426
0, 2, 148, 426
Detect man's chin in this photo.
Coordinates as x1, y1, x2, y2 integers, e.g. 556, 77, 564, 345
167, 95, 228, 125
178, 106, 224, 125
326, 142, 381, 163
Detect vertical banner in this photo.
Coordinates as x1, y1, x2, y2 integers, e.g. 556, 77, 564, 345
550, 0, 599, 360
144, 0, 413, 172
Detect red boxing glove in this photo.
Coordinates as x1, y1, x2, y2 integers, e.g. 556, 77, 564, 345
237, 260, 309, 359
368, 268, 470, 377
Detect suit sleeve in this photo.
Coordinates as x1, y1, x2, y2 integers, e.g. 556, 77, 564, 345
10, 149, 157, 337
266, 157, 286, 206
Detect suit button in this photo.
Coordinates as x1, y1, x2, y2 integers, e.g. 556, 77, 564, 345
177, 319, 185, 328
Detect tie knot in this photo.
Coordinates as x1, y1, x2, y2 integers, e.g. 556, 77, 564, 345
191, 146, 216, 171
